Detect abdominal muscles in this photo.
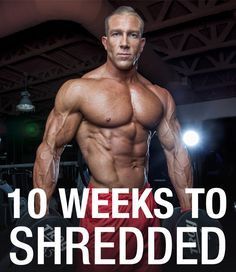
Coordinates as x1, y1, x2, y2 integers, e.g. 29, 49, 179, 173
76, 121, 151, 189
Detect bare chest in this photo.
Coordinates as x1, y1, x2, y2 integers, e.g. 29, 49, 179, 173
80, 82, 163, 130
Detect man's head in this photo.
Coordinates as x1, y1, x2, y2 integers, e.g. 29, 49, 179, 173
102, 6, 146, 71
104, 6, 144, 36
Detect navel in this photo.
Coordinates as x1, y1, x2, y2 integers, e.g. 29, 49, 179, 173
131, 161, 138, 169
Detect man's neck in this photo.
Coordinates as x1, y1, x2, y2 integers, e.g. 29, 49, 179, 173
103, 59, 139, 83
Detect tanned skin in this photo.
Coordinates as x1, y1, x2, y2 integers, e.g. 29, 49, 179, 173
33, 13, 192, 213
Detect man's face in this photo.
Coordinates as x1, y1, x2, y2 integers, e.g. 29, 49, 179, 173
102, 14, 145, 71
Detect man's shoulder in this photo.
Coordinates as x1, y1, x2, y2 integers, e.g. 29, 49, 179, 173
142, 80, 170, 104
139, 77, 176, 112
148, 84, 169, 98
59, 77, 99, 93
59, 64, 114, 96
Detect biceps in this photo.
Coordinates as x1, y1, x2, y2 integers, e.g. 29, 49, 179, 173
157, 117, 191, 171
43, 109, 82, 148
157, 116, 181, 151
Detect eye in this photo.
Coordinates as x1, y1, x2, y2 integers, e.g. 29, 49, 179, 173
129, 33, 139, 39
111, 32, 120, 37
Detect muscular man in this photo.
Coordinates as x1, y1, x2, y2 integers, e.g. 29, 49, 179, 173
33, 6, 192, 272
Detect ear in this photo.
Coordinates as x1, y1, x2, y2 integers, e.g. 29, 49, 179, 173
140, 37, 146, 53
102, 36, 108, 50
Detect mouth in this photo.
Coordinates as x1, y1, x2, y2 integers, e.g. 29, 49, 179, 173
117, 53, 131, 56
117, 53, 132, 60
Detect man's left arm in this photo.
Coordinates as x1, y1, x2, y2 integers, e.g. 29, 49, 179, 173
156, 89, 193, 210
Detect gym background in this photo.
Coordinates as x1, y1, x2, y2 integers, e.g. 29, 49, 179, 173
0, 1, 235, 271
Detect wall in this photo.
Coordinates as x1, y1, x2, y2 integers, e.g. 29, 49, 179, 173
177, 97, 236, 124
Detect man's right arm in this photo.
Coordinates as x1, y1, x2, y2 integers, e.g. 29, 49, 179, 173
33, 80, 83, 213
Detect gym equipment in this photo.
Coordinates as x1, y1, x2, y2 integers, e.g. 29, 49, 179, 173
0, 180, 15, 229
10, 209, 74, 272
0, 181, 28, 230
162, 207, 223, 261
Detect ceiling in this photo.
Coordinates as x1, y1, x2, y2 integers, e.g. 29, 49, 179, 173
0, 0, 235, 119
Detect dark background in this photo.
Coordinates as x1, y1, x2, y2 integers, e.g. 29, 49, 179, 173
0, 0, 236, 271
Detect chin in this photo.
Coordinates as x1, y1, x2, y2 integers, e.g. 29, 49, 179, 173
116, 61, 134, 71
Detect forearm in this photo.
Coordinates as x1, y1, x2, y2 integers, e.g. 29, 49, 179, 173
165, 146, 193, 210
33, 142, 63, 213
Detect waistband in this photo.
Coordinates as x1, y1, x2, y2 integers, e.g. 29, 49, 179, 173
86, 182, 152, 200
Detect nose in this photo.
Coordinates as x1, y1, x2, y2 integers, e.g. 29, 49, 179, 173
120, 34, 129, 49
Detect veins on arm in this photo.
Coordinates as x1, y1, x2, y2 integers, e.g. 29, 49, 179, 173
33, 80, 83, 210
156, 90, 193, 209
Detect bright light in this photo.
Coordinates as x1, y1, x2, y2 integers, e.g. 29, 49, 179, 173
183, 130, 200, 147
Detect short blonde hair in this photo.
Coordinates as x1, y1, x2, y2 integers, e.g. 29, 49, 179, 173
105, 6, 144, 36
